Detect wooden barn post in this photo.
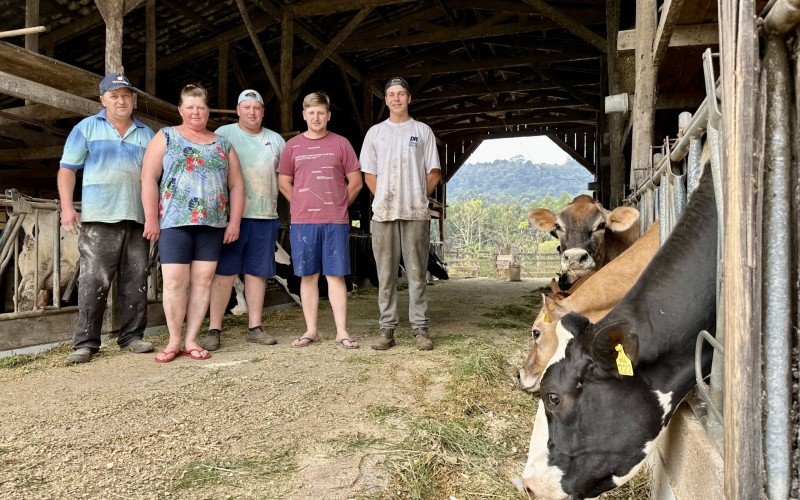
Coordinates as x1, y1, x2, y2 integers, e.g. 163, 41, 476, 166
94, 0, 125, 73
145, 0, 156, 95
605, 0, 625, 207
630, 0, 656, 189
218, 44, 228, 108
25, 0, 39, 53
280, 7, 293, 133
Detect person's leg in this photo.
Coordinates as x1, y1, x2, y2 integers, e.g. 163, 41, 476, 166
208, 274, 236, 330
159, 263, 190, 357
69, 223, 124, 362
242, 219, 280, 330
290, 224, 322, 347
116, 222, 152, 351
244, 274, 266, 328
320, 224, 357, 347
371, 220, 401, 330
400, 220, 431, 330
183, 260, 218, 356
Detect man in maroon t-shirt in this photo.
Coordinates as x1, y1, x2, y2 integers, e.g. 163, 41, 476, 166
278, 92, 363, 349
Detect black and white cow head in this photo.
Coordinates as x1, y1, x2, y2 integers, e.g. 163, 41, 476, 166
522, 313, 672, 499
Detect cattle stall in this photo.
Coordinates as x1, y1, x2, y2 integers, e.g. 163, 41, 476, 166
622, 3, 800, 499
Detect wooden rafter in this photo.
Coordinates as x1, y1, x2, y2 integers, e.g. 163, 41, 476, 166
532, 66, 601, 111
652, 0, 686, 68
416, 99, 587, 119
234, 0, 282, 102
520, 0, 606, 52
291, 0, 416, 17
434, 113, 596, 132
618, 23, 718, 53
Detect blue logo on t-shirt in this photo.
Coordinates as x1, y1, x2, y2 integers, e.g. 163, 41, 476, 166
409, 136, 419, 148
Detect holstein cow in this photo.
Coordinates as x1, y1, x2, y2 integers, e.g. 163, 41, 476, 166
15, 213, 79, 311
518, 220, 660, 393
529, 197, 640, 289
522, 165, 717, 499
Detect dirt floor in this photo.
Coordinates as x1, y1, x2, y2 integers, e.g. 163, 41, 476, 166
0, 277, 650, 499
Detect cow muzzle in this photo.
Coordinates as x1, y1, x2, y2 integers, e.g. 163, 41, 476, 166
560, 248, 595, 272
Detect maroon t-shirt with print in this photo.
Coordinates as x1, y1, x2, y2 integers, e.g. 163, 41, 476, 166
277, 132, 361, 224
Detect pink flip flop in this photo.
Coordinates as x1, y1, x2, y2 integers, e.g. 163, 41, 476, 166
183, 348, 211, 360
155, 349, 182, 363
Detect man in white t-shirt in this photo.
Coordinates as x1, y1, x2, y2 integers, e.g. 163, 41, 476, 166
360, 77, 442, 351
199, 89, 286, 350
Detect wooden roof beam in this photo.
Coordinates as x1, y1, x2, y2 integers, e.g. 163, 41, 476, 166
532, 66, 601, 111
416, 99, 588, 118
291, 0, 416, 17
234, 0, 282, 102
40, 0, 146, 49
0, 145, 64, 162
652, 0, 686, 68
414, 80, 598, 101
520, 0, 606, 52
434, 113, 596, 132
618, 23, 718, 53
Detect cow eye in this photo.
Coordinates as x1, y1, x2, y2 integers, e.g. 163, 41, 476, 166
556, 245, 561, 253
547, 393, 561, 406
554, 223, 562, 231
594, 222, 606, 231
531, 328, 542, 341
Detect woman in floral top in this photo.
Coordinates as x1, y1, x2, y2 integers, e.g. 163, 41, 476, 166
141, 83, 244, 363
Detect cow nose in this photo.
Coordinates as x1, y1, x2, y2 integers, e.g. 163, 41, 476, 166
562, 248, 591, 268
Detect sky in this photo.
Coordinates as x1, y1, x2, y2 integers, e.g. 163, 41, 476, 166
464, 136, 570, 165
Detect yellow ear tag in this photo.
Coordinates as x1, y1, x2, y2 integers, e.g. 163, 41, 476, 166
543, 303, 555, 323
615, 344, 634, 376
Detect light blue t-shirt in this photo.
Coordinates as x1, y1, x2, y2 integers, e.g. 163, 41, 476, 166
60, 110, 154, 224
215, 123, 285, 219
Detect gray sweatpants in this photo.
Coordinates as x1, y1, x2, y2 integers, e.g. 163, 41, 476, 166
371, 219, 430, 330
73, 221, 149, 352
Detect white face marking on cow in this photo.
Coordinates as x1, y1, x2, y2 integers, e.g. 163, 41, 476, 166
654, 390, 673, 423
522, 399, 569, 500
545, 321, 575, 372
611, 425, 668, 487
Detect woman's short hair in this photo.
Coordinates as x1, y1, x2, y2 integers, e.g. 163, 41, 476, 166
179, 83, 208, 107
302, 91, 330, 111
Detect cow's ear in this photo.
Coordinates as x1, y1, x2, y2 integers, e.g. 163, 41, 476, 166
588, 320, 639, 376
549, 278, 560, 294
528, 209, 556, 232
559, 311, 591, 337
606, 206, 640, 233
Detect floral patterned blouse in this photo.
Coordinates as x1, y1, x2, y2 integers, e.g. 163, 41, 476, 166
158, 127, 232, 229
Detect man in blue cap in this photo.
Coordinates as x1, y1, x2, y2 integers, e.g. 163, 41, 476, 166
58, 73, 156, 364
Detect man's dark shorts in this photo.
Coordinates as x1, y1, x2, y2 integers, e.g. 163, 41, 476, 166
290, 223, 350, 277
159, 226, 225, 264
216, 218, 280, 277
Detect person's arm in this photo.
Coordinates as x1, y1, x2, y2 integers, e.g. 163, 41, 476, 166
425, 168, 441, 197
364, 173, 377, 196
224, 148, 244, 244
140, 131, 166, 242
346, 170, 363, 205
57, 168, 81, 234
278, 174, 294, 202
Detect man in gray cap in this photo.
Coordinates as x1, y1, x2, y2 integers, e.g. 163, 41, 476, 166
59, 72, 155, 364
199, 89, 286, 350
359, 77, 441, 351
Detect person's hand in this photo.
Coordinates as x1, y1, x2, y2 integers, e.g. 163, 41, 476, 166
143, 219, 160, 242
223, 221, 240, 244
61, 207, 82, 234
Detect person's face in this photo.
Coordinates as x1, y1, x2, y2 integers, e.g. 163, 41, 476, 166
179, 95, 209, 129
237, 99, 264, 131
100, 88, 134, 122
385, 85, 411, 115
302, 104, 330, 134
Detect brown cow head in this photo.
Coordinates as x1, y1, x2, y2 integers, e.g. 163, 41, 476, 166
518, 292, 569, 393
529, 196, 639, 287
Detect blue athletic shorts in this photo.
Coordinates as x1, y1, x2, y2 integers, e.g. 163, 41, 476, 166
158, 226, 225, 264
290, 223, 350, 277
216, 218, 280, 277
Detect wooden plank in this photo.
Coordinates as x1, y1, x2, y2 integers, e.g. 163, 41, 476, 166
362, 76, 374, 131
280, 8, 293, 133
340, 69, 362, 133
95, 0, 125, 73
218, 44, 228, 108
291, 0, 415, 17
532, 66, 601, 111
234, 0, 281, 102
0, 71, 101, 117
40, 0, 145, 49
618, 23, 718, 52
25, 0, 39, 53
652, 0, 686, 68
0, 105, 76, 127
548, 133, 595, 173
416, 100, 587, 118
292, 8, 372, 91
606, 0, 625, 207
434, 113, 596, 132
414, 80, 597, 101
719, 0, 762, 499
0, 125, 64, 147
520, 0, 606, 52
0, 146, 64, 161
145, 0, 156, 95
630, 0, 657, 188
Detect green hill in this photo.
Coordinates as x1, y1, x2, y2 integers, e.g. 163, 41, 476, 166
447, 155, 593, 204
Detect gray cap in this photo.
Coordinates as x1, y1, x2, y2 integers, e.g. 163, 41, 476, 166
238, 89, 264, 105
384, 77, 410, 93
99, 73, 134, 94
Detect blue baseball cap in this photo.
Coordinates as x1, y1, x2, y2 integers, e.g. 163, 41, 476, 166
99, 73, 134, 94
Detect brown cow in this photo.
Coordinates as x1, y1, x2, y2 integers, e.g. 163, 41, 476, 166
518, 220, 659, 393
529, 197, 640, 288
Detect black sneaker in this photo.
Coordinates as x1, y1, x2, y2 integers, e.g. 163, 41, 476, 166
198, 329, 221, 351
247, 326, 277, 345
67, 347, 93, 364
